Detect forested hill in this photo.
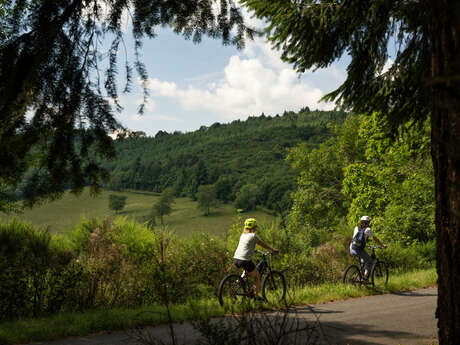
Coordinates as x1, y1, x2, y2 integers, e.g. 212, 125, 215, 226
104, 109, 348, 214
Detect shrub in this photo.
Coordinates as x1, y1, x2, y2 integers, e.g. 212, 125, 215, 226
0, 216, 436, 322
0, 219, 76, 320
108, 194, 127, 213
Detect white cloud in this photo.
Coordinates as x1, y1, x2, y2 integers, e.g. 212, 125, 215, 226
147, 79, 177, 97
136, 98, 156, 112
130, 112, 181, 123
240, 3, 266, 31
243, 38, 286, 71
146, 54, 332, 120
130, 113, 144, 122
125, 6, 347, 131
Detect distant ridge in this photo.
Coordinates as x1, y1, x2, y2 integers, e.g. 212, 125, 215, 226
103, 109, 348, 214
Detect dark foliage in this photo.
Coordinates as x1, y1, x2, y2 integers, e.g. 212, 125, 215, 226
0, 0, 254, 206
108, 194, 127, 213
242, 0, 430, 131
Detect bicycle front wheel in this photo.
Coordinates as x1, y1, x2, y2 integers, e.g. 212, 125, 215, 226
218, 274, 247, 307
371, 261, 389, 287
262, 270, 286, 304
343, 265, 362, 287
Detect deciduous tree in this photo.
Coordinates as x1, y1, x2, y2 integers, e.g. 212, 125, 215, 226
152, 188, 175, 225
196, 184, 218, 216
234, 183, 260, 211
108, 194, 127, 213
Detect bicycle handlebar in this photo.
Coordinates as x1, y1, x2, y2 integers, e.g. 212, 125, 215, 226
255, 250, 278, 256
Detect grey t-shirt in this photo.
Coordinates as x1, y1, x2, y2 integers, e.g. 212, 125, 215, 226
233, 232, 260, 261
352, 226, 374, 240
350, 226, 374, 251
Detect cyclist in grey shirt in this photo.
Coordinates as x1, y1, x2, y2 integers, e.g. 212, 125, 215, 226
233, 218, 278, 301
350, 216, 387, 280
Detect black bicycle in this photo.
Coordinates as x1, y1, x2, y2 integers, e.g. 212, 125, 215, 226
343, 246, 389, 288
218, 250, 286, 307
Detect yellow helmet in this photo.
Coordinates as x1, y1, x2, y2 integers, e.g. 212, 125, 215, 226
244, 218, 257, 229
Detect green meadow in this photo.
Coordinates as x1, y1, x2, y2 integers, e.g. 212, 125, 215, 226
0, 188, 276, 236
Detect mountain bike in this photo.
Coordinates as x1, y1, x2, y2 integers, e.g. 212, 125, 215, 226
218, 250, 286, 307
343, 246, 389, 288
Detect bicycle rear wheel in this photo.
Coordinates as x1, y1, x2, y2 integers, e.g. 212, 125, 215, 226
262, 270, 286, 304
218, 274, 247, 307
371, 261, 389, 287
343, 265, 362, 286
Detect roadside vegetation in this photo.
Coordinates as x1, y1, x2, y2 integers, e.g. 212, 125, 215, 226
0, 214, 436, 344
0, 110, 436, 344
0, 262, 436, 345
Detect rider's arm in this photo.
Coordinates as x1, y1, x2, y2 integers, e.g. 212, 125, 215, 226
373, 236, 387, 248
257, 239, 278, 253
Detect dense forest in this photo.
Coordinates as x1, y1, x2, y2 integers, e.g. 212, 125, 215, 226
103, 108, 348, 216
287, 112, 434, 248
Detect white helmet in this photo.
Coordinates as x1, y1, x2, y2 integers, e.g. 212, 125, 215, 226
360, 216, 370, 222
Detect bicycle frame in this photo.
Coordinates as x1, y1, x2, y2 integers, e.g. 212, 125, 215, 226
239, 251, 275, 292
218, 250, 286, 306
355, 246, 379, 271
343, 245, 388, 288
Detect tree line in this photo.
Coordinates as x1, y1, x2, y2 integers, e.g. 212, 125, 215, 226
103, 109, 348, 217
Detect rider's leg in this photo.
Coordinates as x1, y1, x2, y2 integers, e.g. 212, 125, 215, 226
358, 250, 373, 279
248, 268, 261, 296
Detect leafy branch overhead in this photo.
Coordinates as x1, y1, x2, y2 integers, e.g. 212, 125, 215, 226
0, 0, 255, 205
242, 0, 430, 128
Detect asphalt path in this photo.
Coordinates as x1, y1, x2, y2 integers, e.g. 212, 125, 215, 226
29, 287, 438, 345
296, 287, 438, 345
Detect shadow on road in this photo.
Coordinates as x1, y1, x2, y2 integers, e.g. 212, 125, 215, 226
316, 319, 425, 345
128, 315, 428, 345
391, 290, 437, 297
306, 306, 344, 315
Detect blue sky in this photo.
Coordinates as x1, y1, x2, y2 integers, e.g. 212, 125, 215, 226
112, 10, 350, 136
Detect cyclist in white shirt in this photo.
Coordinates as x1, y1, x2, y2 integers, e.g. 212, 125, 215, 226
233, 218, 278, 301
350, 216, 387, 280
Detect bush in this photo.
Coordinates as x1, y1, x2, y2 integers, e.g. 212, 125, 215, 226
0, 216, 436, 322
108, 194, 127, 213
234, 184, 260, 211
0, 219, 75, 320
378, 240, 436, 272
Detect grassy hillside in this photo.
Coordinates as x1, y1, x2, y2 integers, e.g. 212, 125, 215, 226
0, 188, 276, 236
102, 109, 348, 215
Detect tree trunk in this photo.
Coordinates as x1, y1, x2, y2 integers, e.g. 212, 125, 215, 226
428, 1, 460, 344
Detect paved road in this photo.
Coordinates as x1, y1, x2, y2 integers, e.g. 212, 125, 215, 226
29, 287, 438, 345
296, 287, 438, 345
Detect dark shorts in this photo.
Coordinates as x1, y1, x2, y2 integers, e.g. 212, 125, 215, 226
233, 258, 256, 273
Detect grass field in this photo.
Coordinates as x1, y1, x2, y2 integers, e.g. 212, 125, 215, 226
0, 188, 276, 236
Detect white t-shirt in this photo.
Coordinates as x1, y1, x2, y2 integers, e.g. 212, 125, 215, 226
352, 226, 374, 240
233, 232, 260, 261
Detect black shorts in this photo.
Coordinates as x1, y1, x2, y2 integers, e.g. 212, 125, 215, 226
233, 258, 256, 272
